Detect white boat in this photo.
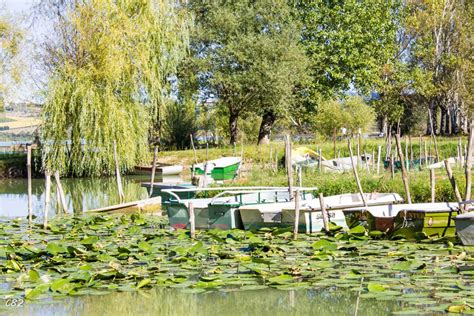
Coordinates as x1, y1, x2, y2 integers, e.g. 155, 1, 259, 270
239, 192, 403, 232
162, 187, 317, 230
455, 212, 474, 245
320, 155, 371, 172
134, 164, 183, 175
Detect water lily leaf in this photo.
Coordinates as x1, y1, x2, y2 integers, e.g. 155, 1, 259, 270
312, 239, 337, 251
367, 282, 386, 292
25, 283, 50, 300
50, 278, 76, 294
136, 278, 152, 289
348, 226, 366, 236
268, 274, 293, 285
81, 236, 99, 245
28, 270, 40, 282
46, 242, 67, 255
138, 241, 152, 254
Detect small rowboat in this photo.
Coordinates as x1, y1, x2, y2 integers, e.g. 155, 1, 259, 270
85, 197, 162, 214
239, 192, 403, 232
134, 164, 183, 175
192, 157, 241, 180
343, 202, 462, 238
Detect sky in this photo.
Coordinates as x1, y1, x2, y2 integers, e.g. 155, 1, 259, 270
1, 0, 46, 104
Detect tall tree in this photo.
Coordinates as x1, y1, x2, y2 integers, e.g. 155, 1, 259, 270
180, 0, 308, 145
294, 0, 401, 99
0, 14, 22, 111
41, 0, 189, 176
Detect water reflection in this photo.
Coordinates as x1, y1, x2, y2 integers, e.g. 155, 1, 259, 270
9, 288, 401, 316
0, 175, 181, 218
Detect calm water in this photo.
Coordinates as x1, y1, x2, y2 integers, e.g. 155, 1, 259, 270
0, 175, 183, 218
4, 288, 402, 316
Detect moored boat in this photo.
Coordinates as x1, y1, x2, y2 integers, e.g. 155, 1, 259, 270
192, 157, 241, 180
239, 192, 403, 232
343, 202, 461, 238
454, 210, 474, 246
134, 164, 183, 175
162, 187, 317, 230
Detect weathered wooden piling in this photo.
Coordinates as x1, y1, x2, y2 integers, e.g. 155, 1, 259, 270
27, 145, 32, 225
54, 171, 68, 213
285, 135, 293, 200
444, 159, 463, 207
430, 168, 436, 203
190, 134, 198, 164
149, 146, 158, 197
293, 189, 300, 240
348, 140, 368, 207
113, 141, 124, 202
395, 134, 412, 204
319, 193, 329, 233
189, 202, 195, 239
464, 123, 473, 211
376, 145, 381, 175
44, 171, 52, 229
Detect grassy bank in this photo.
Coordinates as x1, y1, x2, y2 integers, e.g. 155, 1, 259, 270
158, 136, 471, 203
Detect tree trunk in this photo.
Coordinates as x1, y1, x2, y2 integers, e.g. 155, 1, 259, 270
451, 108, 458, 134
257, 111, 276, 145
426, 101, 438, 135
440, 106, 447, 135
229, 111, 239, 145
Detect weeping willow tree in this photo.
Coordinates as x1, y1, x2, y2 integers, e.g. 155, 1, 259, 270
41, 0, 189, 176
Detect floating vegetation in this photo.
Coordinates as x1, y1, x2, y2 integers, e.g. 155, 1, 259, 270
0, 214, 473, 314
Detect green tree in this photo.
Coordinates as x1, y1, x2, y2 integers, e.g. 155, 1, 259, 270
294, 0, 401, 99
0, 14, 22, 109
313, 99, 349, 156
41, 0, 189, 176
180, 0, 308, 145
343, 96, 376, 135
162, 99, 197, 150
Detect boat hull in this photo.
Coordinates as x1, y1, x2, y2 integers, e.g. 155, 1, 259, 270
455, 213, 474, 246
194, 162, 241, 180
344, 205, 458, 239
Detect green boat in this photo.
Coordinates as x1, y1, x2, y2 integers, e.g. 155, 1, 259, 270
192, 157, 241, 180
343, 202, 460, 238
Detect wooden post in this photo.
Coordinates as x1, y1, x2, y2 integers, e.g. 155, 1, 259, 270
395, 134, 412, 204
464, 123, 473, 211
364, 150, 370, 172
149, 146, 158, 197
44, 171, 51, 229
419, 135, 422, 166
428, 108, 440, 162
371, 149, 375, 172
390, 155, 395, 179
293, 189, 300, 240
54, 171, 68, 213
444, 159, 463, 206
424, 140, 428, 167
269, 146, 273, 170
113, 141, 124, 202
376, 145, 381, 175
297, 166, 302, 187
189, 202, 195, 239
404, 137, 409, 172
233, 142, 236, 156
318, 148, 322, 173
27, 145, 32, 225
286, 135, 293, 200
319, 193, 329, 233
409, 135, 413, 167
356, 142, 361, 166
430, 168, 436, 203
348, 140, 368, 207
190, 134, 198, 164
457, 138, 462, 168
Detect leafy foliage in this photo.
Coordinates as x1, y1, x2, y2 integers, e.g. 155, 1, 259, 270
41, 0, 189, 176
